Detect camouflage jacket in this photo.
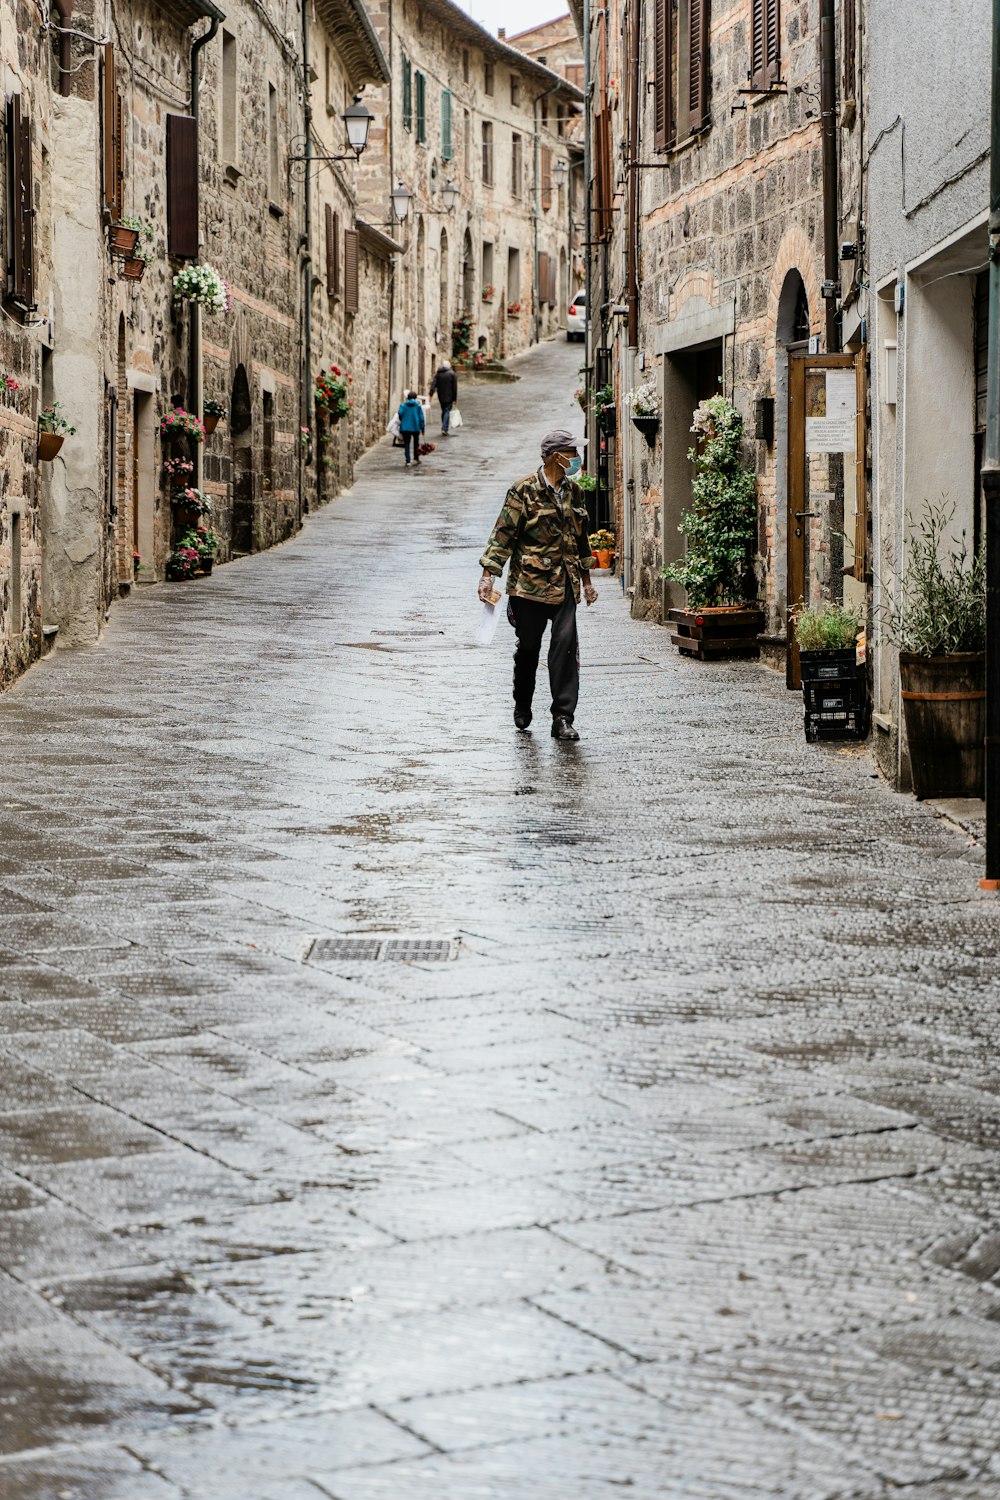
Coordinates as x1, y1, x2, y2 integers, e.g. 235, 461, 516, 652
480, 468, 596, 604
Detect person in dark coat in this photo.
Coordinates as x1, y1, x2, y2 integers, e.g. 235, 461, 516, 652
397, 392, 425, 466
428, 360, 458, 435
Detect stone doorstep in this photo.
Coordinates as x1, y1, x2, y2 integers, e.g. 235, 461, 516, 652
928, 797, 986, 843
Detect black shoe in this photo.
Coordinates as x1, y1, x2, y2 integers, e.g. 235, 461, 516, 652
514, 707, 532, 730
551, 716, 579, 741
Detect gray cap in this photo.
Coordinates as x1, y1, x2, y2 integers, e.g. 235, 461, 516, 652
540, 428, 584, 457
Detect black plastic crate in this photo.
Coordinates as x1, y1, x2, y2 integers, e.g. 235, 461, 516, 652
804, 705, 870, 742
803, 676, 865, 713
798, 649, 858, 683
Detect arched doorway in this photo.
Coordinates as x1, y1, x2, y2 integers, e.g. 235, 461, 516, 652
230, 364, 254, 555
438, 227, 449, 340
775, 269, 810, 642
462, 228, 475, 314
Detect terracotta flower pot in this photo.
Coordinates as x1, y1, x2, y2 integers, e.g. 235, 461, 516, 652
121, 257, 146, 282
203, 413, 220, 435
595, 549, 613, 570
37, 431, 65, 462
899, 651, 985, 798
109, 224, 140, 257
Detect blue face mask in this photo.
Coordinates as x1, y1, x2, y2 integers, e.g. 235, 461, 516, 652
563, 456, 582, 478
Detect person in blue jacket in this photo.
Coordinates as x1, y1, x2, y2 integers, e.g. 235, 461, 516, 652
398, 391, 425, 466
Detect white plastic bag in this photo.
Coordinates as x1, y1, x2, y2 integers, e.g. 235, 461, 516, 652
475, 588, 503, 647
450, 406, 464, 430
387, 412, 401, 437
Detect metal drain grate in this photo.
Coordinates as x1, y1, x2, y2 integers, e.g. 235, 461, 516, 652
307, 935, 457, 963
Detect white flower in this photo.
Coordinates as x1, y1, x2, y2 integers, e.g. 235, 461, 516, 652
623, 380, 661, 417
172, 264, 230, 315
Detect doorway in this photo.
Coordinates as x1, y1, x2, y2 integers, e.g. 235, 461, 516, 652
660, 341, 724, 614
230, 364, 254, 554
462, 229, 475, 314
133, 392, 156, 581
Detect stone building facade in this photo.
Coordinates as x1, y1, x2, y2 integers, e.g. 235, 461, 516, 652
358, 0, 583, 401
576, 0, 863, 647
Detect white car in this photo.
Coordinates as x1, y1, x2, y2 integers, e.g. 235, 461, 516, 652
566, 292, 587, 342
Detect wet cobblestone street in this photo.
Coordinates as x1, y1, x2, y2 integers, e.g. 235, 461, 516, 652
2, 339, 1000, 1498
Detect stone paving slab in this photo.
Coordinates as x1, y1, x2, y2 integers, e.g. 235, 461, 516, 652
1, 338, 999, 1495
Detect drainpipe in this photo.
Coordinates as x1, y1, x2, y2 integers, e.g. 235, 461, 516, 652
533, 81, 560, 347
190, 7, 222, 480
52, 0, 73, 98
625, 0, 640, 350
582, 0, 593, 475
819, 0, 840, 351
982, 0, 1000, 886
301, 0, 313, 526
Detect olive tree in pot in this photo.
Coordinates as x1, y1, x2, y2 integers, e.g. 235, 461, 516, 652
886, 501, 986, 798
662, 394, 762, 659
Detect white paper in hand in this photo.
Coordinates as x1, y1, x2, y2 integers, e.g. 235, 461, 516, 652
475, 587, 503, 647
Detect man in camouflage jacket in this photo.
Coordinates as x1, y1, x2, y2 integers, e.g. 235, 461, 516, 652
478, 429, 597, 741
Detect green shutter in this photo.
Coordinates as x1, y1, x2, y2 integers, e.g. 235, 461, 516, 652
403, 57, 412, 132
416, 72, 426, 143
441, 89, 452, 160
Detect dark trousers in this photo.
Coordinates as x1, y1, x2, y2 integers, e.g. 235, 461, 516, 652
440, 402, 453, 433
508, 581, 580, 721
403, 432, 421, 461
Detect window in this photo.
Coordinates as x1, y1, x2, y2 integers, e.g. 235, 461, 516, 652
751, 0, 780, 91
653, 0, 710, 149
402, 56, 412, 131
510, 73, 521, 106
482, 240, 494, 289
415, 71, 427, 143
538, 250, 550, 306
325, 204, 340, 296
267, 84, 280, 203
481, 120, 493, 184
221, 29, 238, 161
506, 246, 520, 304
441, 89, 453, 160
565, 62, 584, 87
9, 513, 20, 637
102, 44, 124, 221
541, 95, 549, 128
511, 131, 522, 197
484, 60, 494, 95
462, 48, 470, 83
463, 108, 471, 176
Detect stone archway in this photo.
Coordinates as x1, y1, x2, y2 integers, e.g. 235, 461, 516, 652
773, 268, 811, 634
462, 228, 475, 314
230, 364, 254, 555
438, 226, 449, 339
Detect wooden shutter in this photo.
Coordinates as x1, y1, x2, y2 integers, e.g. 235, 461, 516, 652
103, 44, 125, 219
166, 113, 199, 259
653, 0, 672, 149
541, 146, 553, 210
538, 251, 549, 306
344, 228, 359, 313
416, 72, 426, 143
842, 0, 856, 100
441, 89, 452, 160
325, 204, 341, 296
752, 0, 780, 89
402, 57, 412, 131
547, 256, 558, 306
682, 0, 710, 137
7, 96, 35, 309
593, 108, 613, 239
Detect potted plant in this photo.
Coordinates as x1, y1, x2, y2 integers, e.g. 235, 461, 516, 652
452, 311, 474, 360
576, 472, 597, 493
886, 501, 986, 798
109, 222, 140, 257
594, 383, 616, 436
172, 264, 231, 315
162, 455, 194, 481
165, 539, 201, 580
624, 380, 661, 445
38, 402, 77, 461
590, 527, 616, 570
133, 550, 142, 577
482, 284, 496, 304
506, 301, 522, 317
792, 601, 867, 742
160, 406, 206, 444
574, 386, 589, 413
663, 394, 762, 659
202, 398, 227, 436
172, 486, 212, 531
315, 366, 352, 421
118, 216, 155, 281
194, 527, 220, 575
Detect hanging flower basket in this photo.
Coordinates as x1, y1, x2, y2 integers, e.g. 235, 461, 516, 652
172, 264, 231, 315
38, 431, 64, 462
109, 223, 140, 257
202, 398, 227, 435
121, 258, 146, 282
631, 413, 660, 445
160, 406, 206, 444
315, 366, 352, 420
38, 402, 76, 461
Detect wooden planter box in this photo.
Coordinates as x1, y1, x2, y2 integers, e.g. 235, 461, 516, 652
899, 651, 985, 798
668, 605, 764, 661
